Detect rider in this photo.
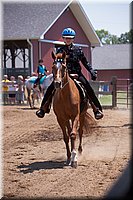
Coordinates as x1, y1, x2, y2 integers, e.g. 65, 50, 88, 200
36, 28, 104, 120
33, 59, 48, 90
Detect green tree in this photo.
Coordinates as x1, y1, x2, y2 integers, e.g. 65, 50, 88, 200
128, 29, 133, 43
118, 32, 129, 43
96, 29, 111, 44
111, 35, 119, 44
96, 29, 119, 44
96, 29, 133, 44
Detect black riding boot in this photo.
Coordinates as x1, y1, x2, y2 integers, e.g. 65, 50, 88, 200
78, 74, 103, 120
36, 82, 55, 118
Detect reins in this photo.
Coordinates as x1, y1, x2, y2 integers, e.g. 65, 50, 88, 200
61, 68, 70, 89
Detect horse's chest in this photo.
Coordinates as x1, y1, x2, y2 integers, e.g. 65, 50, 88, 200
53, 91, 79, 120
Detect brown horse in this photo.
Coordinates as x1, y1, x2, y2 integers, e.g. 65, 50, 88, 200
52, 51, 95, 168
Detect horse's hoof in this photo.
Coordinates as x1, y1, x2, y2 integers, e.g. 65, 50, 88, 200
71, 161, 77, 168
65, 158, 71, 166
78, 146, 82, 154
31, 106, 35, 109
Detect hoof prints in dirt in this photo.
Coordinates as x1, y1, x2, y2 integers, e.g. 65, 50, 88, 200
33, 130, 63, 142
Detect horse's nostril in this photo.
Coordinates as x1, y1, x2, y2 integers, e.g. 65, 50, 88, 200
54, 81, 61, 88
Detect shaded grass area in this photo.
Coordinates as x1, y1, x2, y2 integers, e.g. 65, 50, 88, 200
98, 91, 131, 108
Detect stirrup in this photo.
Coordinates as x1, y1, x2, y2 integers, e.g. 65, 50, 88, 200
94, 110, 103, 120
36, 109, 45, 118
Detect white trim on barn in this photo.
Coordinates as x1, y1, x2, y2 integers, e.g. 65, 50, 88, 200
39, 39, 89, 47
69, 1, 101, 47
38, 39, 89, 60
40, 1, 72, 40
40, 0, 101, 47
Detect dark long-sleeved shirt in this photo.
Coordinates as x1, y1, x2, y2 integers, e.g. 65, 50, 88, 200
56, 43, 92, 74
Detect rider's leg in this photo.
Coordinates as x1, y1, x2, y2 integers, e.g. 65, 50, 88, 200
33, 77, 39, 88
36, 81, 55, 118
78, 74, 103, 120
73, 80, 88, 113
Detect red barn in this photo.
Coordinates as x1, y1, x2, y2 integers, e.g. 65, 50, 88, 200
3, 0, 101, 79
92, 44, 132, 81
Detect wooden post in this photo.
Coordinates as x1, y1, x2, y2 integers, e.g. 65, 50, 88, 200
111, 76, 117, 108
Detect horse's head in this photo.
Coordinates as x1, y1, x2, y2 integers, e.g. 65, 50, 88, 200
52, 51, 67, 89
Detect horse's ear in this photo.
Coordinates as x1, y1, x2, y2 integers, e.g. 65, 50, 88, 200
52, 51, 56, 60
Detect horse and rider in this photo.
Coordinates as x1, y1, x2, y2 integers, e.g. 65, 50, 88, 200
33, 59, 49, 91
36, 27, 104, 120
25, 61, 53, 108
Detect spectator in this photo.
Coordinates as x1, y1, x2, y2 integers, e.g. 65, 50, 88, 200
8, 76, 17, 104
16, 75, 25, 104
2, 75, 10, 104
2, 74, 10, 83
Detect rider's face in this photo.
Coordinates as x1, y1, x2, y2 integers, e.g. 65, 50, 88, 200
63, 37, 74, 45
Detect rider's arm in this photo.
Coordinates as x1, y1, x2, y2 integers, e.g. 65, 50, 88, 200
78, 48, 97, 80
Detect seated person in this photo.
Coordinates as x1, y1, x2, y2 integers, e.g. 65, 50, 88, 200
34, 59, 49, 91
36, 28, 103, 120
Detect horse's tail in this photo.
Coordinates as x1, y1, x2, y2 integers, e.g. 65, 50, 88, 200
81, 110, 97, 134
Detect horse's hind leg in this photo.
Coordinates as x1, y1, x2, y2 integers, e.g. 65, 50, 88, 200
78, 115, 85, 154
78, 124, 83, 154
27, 89, 32, 108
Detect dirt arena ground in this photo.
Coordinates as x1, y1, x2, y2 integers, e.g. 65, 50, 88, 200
1, 104, 131, 199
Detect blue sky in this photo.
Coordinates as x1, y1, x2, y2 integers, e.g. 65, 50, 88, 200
0, 0, 131, 37
79, 0, 131, 37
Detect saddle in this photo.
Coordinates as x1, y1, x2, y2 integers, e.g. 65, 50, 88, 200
70, 74, 88, 112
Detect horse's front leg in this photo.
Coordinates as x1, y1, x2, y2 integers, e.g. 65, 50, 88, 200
70, 114, 79, 168
57, 118, 71, 165
71, 114, 79, 151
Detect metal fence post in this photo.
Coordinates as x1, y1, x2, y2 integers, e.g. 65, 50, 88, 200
111, 76, 117, 108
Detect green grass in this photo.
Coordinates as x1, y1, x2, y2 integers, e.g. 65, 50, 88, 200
98, 91, 131, 107
98, 94, 112, 105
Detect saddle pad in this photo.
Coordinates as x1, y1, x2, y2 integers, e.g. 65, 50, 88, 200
29, 75, 47, 84
74, 79, 86, 99
29, 76, 37, 84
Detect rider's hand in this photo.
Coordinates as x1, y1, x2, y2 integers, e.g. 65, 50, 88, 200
90, 69, 97, 81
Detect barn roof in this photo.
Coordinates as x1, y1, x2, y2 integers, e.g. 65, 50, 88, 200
3, 0, 101, 47
92, 44, 131, 70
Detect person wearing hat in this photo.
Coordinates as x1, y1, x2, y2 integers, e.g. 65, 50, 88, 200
2, 75, 10, 83
2, 75, 10, 103
36, 28, 103, 120
2, 75, 10, 92
16, 75, 25, 104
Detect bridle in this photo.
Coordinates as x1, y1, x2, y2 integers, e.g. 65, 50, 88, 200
52, 52, 69, 89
